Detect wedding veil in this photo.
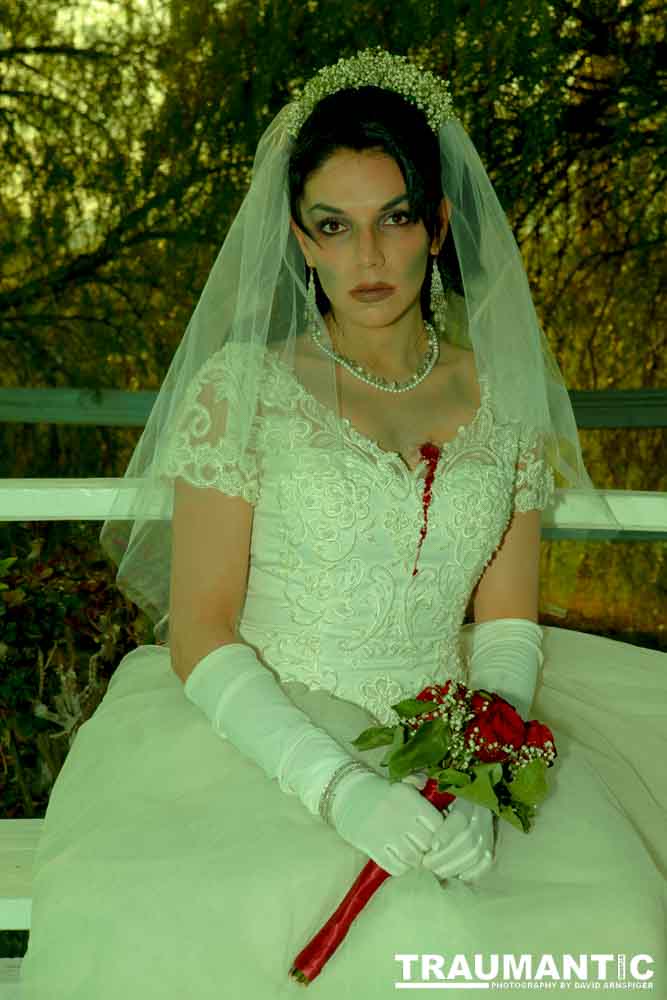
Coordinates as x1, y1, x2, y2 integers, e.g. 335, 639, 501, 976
99, 50, 621, 644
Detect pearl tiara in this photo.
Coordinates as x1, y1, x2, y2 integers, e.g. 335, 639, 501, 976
285, 48, 456, 139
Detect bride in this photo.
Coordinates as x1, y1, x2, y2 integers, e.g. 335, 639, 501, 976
20, 50, 666, 998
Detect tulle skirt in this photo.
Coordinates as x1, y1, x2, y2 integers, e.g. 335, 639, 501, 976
20, 624, 667, 998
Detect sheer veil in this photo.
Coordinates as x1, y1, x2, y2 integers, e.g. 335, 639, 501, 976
99, 51, 621, 644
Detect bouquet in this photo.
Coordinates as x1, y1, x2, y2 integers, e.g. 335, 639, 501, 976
289, 678, 557, 986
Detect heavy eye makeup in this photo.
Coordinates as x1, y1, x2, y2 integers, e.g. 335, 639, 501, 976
316, 210, 412, 236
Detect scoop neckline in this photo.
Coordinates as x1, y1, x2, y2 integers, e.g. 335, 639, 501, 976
265, 350, 491, 477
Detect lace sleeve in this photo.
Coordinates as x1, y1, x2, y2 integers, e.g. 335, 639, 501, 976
156, 343, 260, 504
513, 424, 555, 513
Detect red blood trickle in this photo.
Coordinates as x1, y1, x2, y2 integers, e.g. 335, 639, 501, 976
412, 442, 441, 577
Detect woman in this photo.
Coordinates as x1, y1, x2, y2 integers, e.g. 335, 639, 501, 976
21, 50, 666, 998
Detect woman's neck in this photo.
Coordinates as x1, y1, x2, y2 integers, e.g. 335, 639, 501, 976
324, 306, 429, 381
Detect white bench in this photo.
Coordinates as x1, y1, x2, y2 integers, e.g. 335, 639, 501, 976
0, 820, 42, 996
0, 963, 22, 1000
0, 478, 665, 995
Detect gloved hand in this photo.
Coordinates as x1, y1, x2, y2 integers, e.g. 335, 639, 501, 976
419, 617, 543, 883
183, 643, 447, 877
328, 768, 448, 877
421, 797, 495, 881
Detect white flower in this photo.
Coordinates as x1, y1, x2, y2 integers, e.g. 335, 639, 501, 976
286, 49, 456, 139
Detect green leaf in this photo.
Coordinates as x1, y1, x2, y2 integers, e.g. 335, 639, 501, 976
0, 557, 18, 578
499, 804, 527, 832
434, 767, 471, 788
351, 725, 396, 751
508, 758, 549, 805
475, 761, 504, 785
500, 801, 535, 833
450, 763, 503, 814
379, 726, 404, 767
390, 697, 439, 719
386, 718, 450, 781
471, 687, 495, 700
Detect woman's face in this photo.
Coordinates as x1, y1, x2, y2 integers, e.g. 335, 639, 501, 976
291, 147, 443, 333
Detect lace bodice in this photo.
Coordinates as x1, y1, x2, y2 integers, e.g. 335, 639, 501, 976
160, 343, 555, 725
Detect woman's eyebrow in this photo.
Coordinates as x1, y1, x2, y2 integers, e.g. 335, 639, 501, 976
307, 192, 409, 215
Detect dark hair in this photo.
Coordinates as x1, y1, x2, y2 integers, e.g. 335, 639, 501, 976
288, 86, 463, 319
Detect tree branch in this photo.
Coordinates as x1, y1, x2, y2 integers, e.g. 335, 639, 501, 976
0, 45, 118, 62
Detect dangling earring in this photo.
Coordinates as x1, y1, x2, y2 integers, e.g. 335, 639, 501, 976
305, 267, 318, 327
430, 256, 448, 333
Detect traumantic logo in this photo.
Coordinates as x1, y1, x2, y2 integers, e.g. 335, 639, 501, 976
393, 953, 655, 990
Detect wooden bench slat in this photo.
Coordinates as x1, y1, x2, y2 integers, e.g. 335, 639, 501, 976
0, 480, 665, 539
2, 385, 666, 428
0, 820, 43, 930
0, 958, 23, 998
0, 478, 146, 521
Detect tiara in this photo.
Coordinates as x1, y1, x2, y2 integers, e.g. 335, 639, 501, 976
285, 48, 456, 139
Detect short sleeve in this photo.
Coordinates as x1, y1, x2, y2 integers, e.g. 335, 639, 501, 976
156, 344, 260, 505
513, 424, 555, 513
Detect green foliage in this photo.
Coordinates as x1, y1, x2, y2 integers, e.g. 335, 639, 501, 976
1, 1, 664, 481
0, 522, 152, 819
430, 767, 471, 788
387, 719, 452, 781
540, 536, 667, 649
390, 696, 440, 719
350, 724, 395, 750
1, 0, 664, 397
448, 762, 504, 815
507, 757, 549, 805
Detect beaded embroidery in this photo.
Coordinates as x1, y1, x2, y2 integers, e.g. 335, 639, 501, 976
162, 344, 555, 725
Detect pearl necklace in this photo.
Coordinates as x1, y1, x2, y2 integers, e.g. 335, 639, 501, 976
309, 320, 440, 393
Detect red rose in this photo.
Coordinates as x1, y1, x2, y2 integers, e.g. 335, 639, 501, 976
417, 685, 445, 704
470, 690, 492, 714
417, 681, 467, 704
417, 683, 448, 703
411, 686, 441, 725
465, 698, 526, 762
525, 721, 557, 760
410, 682, 469, 727
466, 717, 510, 762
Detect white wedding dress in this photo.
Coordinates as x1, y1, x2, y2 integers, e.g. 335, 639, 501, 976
20, 345, 667, 998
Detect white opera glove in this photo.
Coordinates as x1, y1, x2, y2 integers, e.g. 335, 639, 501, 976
422, 619, 544, 883
421, 797, 495, 882
183, 643, 448, 876
326, 768, 449, 876
466, 617, 544, 719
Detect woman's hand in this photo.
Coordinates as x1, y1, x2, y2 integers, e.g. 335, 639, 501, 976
330, 771, 448, 877
420, 798, 495, 881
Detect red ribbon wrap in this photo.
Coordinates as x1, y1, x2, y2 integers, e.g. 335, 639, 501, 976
289, 780, 456, 985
